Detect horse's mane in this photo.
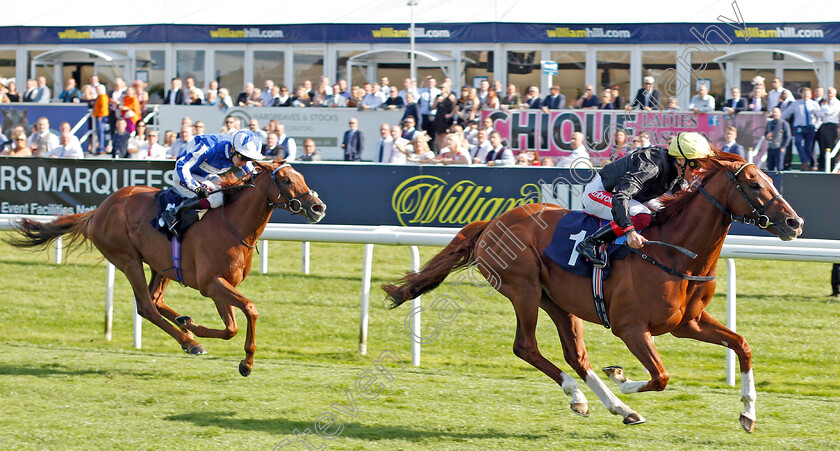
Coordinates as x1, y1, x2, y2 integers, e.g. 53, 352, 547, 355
654, 151, 745, 225
218, 158, 286, 189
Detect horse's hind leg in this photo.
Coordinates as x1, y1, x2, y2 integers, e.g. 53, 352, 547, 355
120, 261, 204, 354
148, 270, 197, 342
539, 294, 644, 425
671, 310, 756, 433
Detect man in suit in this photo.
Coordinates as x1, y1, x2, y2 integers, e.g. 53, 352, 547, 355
720, 126, 745, 158
342, 117, 364, 161
262, 132, 283, 157
34, 76, 51, 103
401, 116, 418, 141
373, 123, 391, 163
523, 86, 542, 109
110, 119, 133, 159
298, 138, 323, 161
22, 79, 38, 102
722, 87, 748, 115
165, 78, 186, 105
629, 76, 661, 110
541, 85, 566, 112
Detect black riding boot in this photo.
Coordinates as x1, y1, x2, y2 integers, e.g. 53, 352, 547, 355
161, 198, 203, 235
576, 223, 620, 268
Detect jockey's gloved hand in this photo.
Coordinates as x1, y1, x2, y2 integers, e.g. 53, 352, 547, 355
194, 186, 209, 199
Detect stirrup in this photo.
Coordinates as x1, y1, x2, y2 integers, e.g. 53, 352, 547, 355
577, 241, 606, 268
161, 210, 181, 238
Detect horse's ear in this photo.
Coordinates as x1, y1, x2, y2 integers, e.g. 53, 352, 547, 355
273, 157, 287, 165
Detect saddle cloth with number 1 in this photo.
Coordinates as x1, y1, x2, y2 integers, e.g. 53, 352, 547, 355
542, 211, 632, 278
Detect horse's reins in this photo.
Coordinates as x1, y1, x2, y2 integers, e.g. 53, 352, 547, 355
214, 164, 319, 249
624, 161, 778, 283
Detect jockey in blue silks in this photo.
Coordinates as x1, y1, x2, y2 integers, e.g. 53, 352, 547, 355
161, 129, 263, 233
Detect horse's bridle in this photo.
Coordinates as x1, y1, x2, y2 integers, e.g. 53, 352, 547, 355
217, 163, 318, 249
697, 162, 782, 229
242, 164, 318, 214
266, 164, 319, 213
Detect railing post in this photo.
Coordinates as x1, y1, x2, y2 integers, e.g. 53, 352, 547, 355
359, 244, 374, 355
104, 262, 115, 341
302, 241, 310, 274
54, 236, 62, 264
726, 258, 737, 387
409, 245, 421, 366
260, 240, 269, 274
133, 295, 142, 349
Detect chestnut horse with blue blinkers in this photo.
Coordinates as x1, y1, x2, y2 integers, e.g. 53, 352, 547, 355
8, 158, 325, 376
384, 152, 803, 432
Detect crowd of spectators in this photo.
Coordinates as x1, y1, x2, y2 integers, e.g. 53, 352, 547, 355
0, 73, 838, 171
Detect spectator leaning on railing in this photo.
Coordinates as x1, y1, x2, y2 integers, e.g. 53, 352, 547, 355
45, 122, 84, 159
688, 84, 715, 114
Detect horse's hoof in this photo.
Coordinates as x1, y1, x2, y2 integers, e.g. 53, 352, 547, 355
602, 365, 625, 380
739, 413, 755, 433
176, 315, 194, 328
188, 344, 206, 355
570, 402, 590, 417
239, 361, 252, 377
623, 412, 646, 425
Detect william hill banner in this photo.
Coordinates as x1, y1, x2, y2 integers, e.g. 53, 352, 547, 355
0, 158, 836, 239
0, 158, 588, 227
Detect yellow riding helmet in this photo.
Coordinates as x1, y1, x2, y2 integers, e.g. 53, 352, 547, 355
667, 132, 715, 160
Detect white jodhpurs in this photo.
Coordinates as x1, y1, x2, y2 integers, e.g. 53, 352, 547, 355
173, 173, 225, 208
582, 174, 655, 221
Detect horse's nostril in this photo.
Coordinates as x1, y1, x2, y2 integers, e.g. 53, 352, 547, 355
786, 217, 803, 228
311, 204, 323, 212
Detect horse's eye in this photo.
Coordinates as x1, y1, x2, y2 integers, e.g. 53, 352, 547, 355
749, 182, 761, 190
282, 178, 292, 185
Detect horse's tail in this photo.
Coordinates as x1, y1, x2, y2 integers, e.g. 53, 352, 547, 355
5, 212, 96, 255
382, 220, 490, 309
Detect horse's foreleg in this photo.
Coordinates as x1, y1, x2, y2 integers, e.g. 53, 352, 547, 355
671, 310, 755, 433
539, 296, 643, 424
607, 327, 669, 394
121, 262, 203, 354
202, 277, 257, 377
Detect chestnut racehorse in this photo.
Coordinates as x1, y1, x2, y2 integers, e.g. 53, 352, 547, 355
384, 152, 803, 432
7, 159, 325, 376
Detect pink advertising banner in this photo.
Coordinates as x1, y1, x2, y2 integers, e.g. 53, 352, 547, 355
483, 109, 769, 162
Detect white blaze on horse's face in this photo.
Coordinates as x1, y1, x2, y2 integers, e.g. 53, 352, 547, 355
741, 165, 803, 240
274, 164, 326, 223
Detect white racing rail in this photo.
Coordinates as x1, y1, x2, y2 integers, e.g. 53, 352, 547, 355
1, 215, 838, 384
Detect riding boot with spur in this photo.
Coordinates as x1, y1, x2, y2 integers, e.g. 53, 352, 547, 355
162, 198, 204, 235
576, 223, 620, 268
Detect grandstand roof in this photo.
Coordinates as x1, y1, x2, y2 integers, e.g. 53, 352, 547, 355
4, 0, 835, 26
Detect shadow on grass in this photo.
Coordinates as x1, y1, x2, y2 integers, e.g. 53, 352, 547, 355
254, 271, 401, 285
0, 363, 156, 378
164, 411, 548, 441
